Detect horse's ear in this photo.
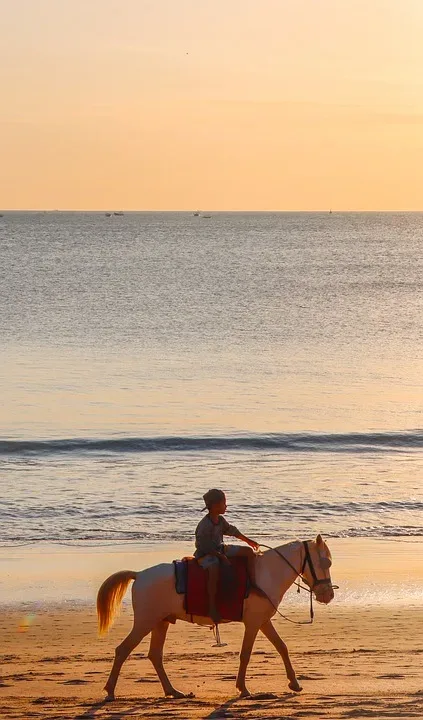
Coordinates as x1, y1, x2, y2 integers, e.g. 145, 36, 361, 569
316, 534, 323, 546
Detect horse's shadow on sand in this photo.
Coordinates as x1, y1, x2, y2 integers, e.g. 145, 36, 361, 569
72, 698, 138, 719
204, 693, 294, 718
73, 692, 293, 719
203, 697, 238, 719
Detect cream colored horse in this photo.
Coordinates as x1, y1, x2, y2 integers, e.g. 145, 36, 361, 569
97, 535, 334, 700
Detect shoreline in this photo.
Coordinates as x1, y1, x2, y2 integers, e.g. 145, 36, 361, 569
1, 537, 423, 607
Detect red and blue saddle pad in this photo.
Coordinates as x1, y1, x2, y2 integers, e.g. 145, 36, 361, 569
173, 556, 250, 622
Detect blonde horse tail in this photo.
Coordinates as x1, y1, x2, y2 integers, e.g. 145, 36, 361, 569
97, 570, 137, 635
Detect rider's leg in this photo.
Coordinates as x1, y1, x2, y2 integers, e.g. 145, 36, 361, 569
229, 546, 264, 594
206, 563, 220, 624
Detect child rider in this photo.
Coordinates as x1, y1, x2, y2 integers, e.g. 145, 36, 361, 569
194, 488, 261, 624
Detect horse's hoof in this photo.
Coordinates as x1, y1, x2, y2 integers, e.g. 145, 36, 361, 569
104, 693, 115, 702
288, 680, 303, 693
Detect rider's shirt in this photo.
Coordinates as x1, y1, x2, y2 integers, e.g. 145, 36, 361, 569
194, 514, 239, 558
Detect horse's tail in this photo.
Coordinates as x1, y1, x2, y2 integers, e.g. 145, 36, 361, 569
97, 570, 137, 635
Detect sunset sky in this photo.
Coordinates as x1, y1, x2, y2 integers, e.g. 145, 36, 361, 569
1, 0, 423, 210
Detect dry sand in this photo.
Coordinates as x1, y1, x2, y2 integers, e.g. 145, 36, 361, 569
1, 602, 422, 720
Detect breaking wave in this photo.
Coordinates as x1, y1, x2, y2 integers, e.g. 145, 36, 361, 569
1, 431, 423, 456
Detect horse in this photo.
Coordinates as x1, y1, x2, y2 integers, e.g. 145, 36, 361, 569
97, 534, 334, 700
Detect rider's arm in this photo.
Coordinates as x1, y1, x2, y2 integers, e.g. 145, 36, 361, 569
234, 532, 259, 551
221, 517, 259, 552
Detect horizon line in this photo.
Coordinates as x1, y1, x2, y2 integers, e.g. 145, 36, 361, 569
2, 209, 423, 214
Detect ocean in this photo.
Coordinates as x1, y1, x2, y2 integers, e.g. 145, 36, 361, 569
1, 211, 422, 550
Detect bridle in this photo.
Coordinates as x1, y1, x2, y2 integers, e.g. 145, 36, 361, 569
301, 541, 333, 590
259, 540, 337, 625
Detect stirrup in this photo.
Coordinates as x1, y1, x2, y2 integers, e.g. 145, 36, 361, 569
212, 623, 227, 648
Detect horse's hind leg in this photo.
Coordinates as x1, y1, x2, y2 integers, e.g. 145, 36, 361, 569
148, 620, 191, 698
104, 623, 147, 700
260, 620, 302, 692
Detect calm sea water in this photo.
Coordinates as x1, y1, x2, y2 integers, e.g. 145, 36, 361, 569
1, 212, 422, 546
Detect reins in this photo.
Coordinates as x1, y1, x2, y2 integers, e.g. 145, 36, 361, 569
258, 542, 314, 624
258, 541, 337, 626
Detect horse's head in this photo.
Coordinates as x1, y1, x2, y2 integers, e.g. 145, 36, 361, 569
302, 534, 334, 605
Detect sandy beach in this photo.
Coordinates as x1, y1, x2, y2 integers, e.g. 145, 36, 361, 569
1, 540, 423, 719
1, 605, 422, 719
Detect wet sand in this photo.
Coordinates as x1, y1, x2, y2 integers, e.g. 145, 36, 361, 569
1, 602, 422, 719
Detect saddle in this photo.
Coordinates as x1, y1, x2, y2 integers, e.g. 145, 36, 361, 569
173, 556, 250, 622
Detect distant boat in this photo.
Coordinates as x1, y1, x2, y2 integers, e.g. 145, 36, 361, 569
329, 209, 333, 214
193, 212, 200, 217
0, 214, 3, 218
114, 211, 124, 216
105, 213, 112, 217
202, 215, 212, 219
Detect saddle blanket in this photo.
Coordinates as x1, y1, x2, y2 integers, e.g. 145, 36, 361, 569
173, 556, 249, 622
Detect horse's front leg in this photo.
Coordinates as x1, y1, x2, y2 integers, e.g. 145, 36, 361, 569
236, 622, 261, 698
148, 620, 191, 698
260, 620, 302, 692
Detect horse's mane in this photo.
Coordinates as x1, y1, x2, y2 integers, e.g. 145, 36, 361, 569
264, 537, 331, 559
321, 539, 332, 559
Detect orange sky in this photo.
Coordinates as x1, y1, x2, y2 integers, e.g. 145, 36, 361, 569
1, 0, 423, 210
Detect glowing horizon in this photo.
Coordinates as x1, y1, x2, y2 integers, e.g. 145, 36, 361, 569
1, 0, 423, 211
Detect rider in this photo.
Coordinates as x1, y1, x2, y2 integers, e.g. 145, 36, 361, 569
194, 488, 261, 624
